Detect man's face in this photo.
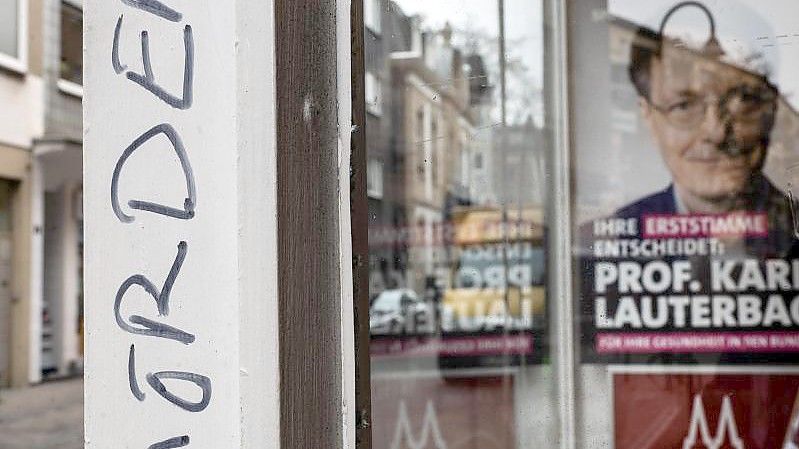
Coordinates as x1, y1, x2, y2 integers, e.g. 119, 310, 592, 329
641, 45, 776, 204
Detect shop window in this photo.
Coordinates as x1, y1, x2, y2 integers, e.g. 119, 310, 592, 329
0, 0, 25, 72
364, 1, 553, 447
59, 2, 83, 95
361, 1, 799, 448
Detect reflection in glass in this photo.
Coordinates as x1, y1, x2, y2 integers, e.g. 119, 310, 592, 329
366, 0, 799, 448
61, 2, 83, 85
365, 1, 552, 448
0, 0, 19, 59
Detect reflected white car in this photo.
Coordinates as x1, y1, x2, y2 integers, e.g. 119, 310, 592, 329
369, 289, 428, 334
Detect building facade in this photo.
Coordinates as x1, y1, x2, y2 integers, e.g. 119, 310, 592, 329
0, 0, 83, 387
365, 1, 490, 296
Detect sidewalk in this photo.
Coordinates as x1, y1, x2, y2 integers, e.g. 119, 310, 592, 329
0, 378, 83, 449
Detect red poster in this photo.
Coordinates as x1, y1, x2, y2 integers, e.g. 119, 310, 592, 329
614, 371, 799, 449
371, 375, 515, 449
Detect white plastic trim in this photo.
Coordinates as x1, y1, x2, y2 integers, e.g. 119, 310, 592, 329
57, 78, 83, 98
337, 1, 356, 448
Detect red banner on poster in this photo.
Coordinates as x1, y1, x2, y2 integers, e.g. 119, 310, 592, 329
614, 371, 799, 449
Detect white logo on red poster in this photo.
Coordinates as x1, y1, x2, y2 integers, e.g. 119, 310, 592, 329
784, 394, 799, 449
682, 394, 744, 449
390, 400, 447, 449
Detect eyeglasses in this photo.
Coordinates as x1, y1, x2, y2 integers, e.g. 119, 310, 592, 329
648, 85, 777, 130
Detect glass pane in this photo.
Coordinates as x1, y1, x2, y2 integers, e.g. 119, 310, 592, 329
572, 1, 799, 448
365, 1, 557, 447
367, 0, 799, 448
60, 3, 83, 84
0, 0, 19, 59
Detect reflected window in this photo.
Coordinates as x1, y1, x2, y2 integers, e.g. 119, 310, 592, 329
0, 0, 20, 62
415, 108, 425, 180
366, 1, 550, 448
367, 158, 384, 199
60, 2, 83, 86
430, 118, 438, 188
365, 0, 382, 34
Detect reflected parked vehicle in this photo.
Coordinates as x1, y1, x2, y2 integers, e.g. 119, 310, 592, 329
369, 289, 430, 335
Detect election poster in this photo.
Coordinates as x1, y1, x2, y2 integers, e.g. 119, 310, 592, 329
370, 374, 515, 449
364, 2, 551, 370
369, 208, 549, 369
613, 369, 799, 449
573, 0, 799, 363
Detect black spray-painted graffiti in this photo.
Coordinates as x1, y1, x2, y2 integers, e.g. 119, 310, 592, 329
114, 241, 195, 344
111, 1, 211, 446
112, 16, 194, 109
148, 435, 190, 449
146, 371, 212, 412
111, 123, 196, 223
128, 344, 145, 401
121, 0, 182, 22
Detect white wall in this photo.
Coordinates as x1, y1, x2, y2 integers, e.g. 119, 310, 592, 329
0, 73, 44, 149
85, 1, 280, 447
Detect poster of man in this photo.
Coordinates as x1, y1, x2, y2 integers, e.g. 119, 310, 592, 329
573, 0, 799, 363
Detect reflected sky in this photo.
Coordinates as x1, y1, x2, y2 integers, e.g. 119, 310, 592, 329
394, 0, 544, 126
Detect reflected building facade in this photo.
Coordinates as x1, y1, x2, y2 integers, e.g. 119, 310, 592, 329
365, 2, 494, 296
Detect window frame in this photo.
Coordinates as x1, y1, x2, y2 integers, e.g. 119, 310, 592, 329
351, 1, 576, 448
350, 1, 373, 448
58, 0, 83, 97
0, 0, 29, 74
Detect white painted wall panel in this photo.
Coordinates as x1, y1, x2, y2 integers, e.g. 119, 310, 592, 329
0, 74, 43, 149
85, 2, 249, 447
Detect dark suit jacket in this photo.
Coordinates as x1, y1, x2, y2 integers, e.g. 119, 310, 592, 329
608, 173, 798, 258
